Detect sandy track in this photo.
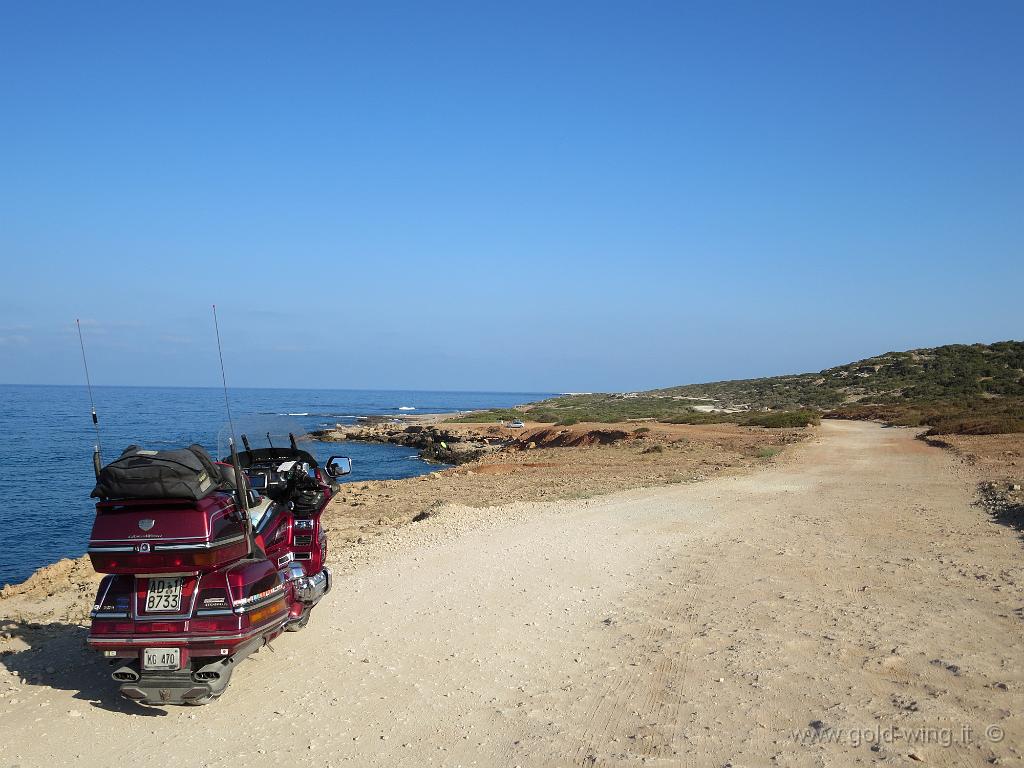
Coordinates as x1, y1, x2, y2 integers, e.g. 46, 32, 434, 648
1, 421, 1021, 766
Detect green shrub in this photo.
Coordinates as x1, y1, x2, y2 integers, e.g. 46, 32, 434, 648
743, 410, 821, 428
448, 408, 527, 423
827, 397, 1024, 435
663, 411, 738, 425
447, 342, 1024, 435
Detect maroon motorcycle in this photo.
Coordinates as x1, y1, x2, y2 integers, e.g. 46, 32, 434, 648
85, 429, 350, 705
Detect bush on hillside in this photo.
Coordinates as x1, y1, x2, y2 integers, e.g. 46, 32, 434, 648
743, 410, 821, 428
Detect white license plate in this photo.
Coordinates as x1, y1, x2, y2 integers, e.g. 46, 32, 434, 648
143, 647, 180, 671
145, 577, 183, 612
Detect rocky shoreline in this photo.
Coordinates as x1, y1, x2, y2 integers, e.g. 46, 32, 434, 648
311, 417, 641, 466
312, 419, 499, 465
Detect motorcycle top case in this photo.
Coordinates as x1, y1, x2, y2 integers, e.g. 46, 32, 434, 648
92, 444, 228, 502
88, 492, 249, 574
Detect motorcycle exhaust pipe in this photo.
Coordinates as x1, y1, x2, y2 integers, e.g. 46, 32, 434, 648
192, 657, 231, 683
111, 665, 140, 682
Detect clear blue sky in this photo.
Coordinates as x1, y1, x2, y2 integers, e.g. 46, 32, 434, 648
1, 1, 1020, 392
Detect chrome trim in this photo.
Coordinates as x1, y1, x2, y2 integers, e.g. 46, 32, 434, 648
87, 546, 136, 553
292, 567, 331, 604
233, 594, 285, 614
88, 620, 288, 645
195, 609, 235, 616
232, 582, 286, 608
90, 611, 131, 619
90, 535, 193, 543
89, 537, 167, 543
154, 534, 245, 552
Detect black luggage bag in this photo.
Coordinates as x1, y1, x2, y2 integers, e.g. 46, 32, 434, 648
91, 444, 229, 500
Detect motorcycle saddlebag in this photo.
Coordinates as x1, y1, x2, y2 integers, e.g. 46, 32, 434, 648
92, 444, 227, 501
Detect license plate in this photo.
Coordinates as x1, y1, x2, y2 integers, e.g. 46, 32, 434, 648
143, 647, 180, 671
145, 577, 183, 612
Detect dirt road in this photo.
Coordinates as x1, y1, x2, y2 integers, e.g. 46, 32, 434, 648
1, 421, 1021, 766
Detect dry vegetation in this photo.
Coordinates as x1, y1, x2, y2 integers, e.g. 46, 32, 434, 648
452, 341, 1024, 436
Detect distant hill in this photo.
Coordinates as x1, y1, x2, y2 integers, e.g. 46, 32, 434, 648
451, 341, 1024, 435
656, 341, 1024, 407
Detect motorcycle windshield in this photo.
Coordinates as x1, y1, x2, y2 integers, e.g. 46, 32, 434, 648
218, 416, 322, 465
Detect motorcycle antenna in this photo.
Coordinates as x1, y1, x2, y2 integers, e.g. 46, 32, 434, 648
76, 318, 103, 478
212, 304, 236, 444
212, 305, 255, 557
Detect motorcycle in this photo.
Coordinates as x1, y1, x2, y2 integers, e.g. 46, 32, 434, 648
85, 426, 351, 705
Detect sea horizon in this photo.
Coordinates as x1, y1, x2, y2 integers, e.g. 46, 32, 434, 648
0, 382, 557, 396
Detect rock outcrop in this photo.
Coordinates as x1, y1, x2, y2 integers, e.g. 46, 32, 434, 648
313, 424, 499, 465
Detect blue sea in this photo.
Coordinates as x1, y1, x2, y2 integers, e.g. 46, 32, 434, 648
0, 385, 551, 586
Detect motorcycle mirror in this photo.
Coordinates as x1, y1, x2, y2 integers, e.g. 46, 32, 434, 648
324, 456, 353, 478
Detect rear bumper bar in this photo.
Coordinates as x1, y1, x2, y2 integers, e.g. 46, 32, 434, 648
114, 657, 233, 705
119, 674, 221, 705
112, 637, 264, 705
88, 620, 287, 652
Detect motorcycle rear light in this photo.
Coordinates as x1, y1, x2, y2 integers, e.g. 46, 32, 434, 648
91, 620, 134, 634
192, 551, 217, 567
246, 598, 286, 626
188, 616, 238, 632
91, 548, 243, 574
124, 621, 187, 634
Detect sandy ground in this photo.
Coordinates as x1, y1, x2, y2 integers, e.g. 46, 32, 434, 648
321, 421, 806, 547
926, 432, 1023, 479
0, 421, 1021, 767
